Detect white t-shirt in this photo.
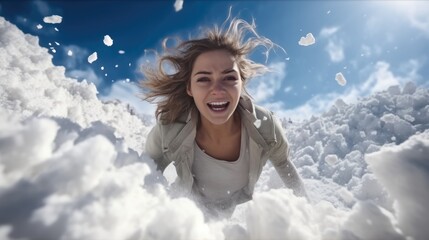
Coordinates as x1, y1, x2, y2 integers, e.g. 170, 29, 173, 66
191, 123, 250, 208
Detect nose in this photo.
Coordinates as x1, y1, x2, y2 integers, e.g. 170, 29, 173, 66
210, 81, 226, 96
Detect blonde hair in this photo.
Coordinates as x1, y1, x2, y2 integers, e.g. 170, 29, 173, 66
141, 16, 277, 124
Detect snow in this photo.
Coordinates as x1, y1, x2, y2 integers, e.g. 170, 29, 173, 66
67, 50, 73, 56
174, 0, 184, 12
88, 52, 98, 63
103, 35, 113, 46
298, 33, 315, 46
335, 72, 347, 86
36, 24, 42, 29
253, 119, 261, 128
43, 15, 62, 24
1, 16, 429, 239
118, 50, 125, 54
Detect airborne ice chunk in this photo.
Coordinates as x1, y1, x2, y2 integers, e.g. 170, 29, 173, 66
254, 119, 261, 128
103, 35, 113, 46
88, 52, 98, 64
43, 15, 62, 24
174, 0, 184, 12
335, 72, 347, 86
298, 33, 315, 46
36, 24, 43, 29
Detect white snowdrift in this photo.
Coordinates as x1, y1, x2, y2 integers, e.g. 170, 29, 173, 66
1, 16, 429, 239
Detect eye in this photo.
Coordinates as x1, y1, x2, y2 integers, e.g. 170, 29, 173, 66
225, 75, 237, 81
196, 77, 210, 82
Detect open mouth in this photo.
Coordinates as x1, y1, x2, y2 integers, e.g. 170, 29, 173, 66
207, 101, 229, 112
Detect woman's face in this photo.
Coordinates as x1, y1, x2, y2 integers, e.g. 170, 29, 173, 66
187, 49, 242, 126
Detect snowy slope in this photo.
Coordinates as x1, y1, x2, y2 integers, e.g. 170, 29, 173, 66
1, 16, 429, 240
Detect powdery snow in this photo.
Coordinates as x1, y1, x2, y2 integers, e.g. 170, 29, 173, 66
1, 16, 429, 240
298, 33, 315, 46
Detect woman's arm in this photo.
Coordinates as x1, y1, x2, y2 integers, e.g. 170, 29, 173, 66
269, 116, 308, 199
145, 123, 170, 173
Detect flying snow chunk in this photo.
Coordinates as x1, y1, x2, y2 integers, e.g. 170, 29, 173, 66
43, 15, 63, 24
103, 35, 113, 46
298, 33, 315, 46
118, 50, 125, 54
54, 27, 59, 32
174, 0, 184, 12
36, 24, 43, 29
254, 119, 262, 128
67, 50, 73, 56
335, 72, 347, 86
88, 52, 98, 64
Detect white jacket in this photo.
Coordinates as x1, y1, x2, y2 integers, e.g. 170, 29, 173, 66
145, 96, 307, 204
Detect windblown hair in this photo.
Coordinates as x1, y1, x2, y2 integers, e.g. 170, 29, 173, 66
140, 16, 277, 124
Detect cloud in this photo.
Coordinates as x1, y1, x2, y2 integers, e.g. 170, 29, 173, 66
396, 2, 429, 37
319, 26, 339, 38
325, 39, 344, 62
247, 62, 286, 103
100, 81, 156, 118
33, 0, 51, 16
360, 61, 401, 95
67, 67, 103, 86
61, 44, 90, 68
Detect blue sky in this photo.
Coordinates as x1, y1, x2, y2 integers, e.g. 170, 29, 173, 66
1, 0, 428, 120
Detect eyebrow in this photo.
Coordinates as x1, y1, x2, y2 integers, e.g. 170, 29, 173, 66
193, 68, 237, 76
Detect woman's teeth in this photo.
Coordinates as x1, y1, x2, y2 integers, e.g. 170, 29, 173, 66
207, 101, 229, 111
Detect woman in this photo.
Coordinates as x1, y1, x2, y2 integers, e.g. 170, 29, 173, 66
142, 17, 307, 218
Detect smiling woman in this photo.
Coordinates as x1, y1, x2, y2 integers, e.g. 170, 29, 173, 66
140, 17, 307, 219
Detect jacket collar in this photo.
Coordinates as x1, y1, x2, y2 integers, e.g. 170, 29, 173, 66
167, 95, 270, 153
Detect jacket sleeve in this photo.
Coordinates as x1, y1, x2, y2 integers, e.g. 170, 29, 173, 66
145, 123, 171, 173
269, 115, 308, 199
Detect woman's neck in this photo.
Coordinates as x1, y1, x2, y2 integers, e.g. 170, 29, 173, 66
197, 112, 241, 143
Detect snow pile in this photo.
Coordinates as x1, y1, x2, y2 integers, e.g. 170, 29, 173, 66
1, 16, 429, 239
367, 131, 429, 240
274, 82, 429, 206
